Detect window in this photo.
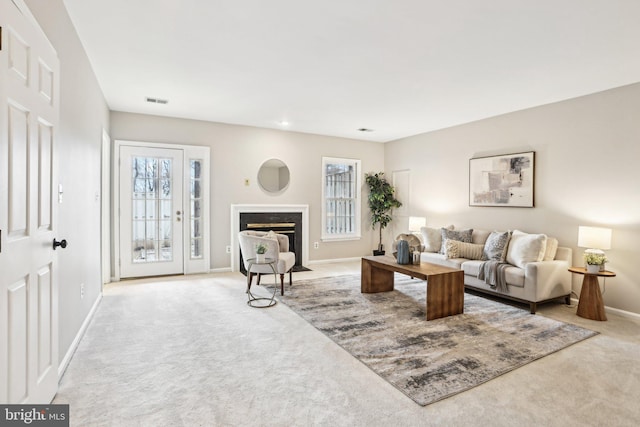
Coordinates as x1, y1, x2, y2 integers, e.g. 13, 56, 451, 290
322, 157, 361, 241
189, 159, 203, 259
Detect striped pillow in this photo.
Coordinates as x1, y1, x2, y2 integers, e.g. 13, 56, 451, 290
445, 240, 485, 260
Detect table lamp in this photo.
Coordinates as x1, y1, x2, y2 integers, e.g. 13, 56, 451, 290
408, 216, 426, 233
578, 226, 612, 271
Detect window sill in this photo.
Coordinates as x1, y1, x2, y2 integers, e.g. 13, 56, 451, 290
321, 235, 361, 242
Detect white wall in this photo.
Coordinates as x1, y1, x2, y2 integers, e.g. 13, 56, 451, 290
109, 112, 385, 268
385, 83, 640, 315
26, 0, 110, 360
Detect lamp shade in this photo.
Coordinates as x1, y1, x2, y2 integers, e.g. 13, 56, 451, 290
578, 226, 612, 250
408, 216, 426, 232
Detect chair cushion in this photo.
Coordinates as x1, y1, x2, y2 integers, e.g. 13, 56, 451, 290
276, 252, 295, 273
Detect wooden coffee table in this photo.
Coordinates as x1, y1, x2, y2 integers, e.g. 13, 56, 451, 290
361, 256, 464, 320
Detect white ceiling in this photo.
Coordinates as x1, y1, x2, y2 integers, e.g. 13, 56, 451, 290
62, 0, 640, 142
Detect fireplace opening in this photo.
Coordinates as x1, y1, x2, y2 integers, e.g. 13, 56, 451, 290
239, 212, 310, 274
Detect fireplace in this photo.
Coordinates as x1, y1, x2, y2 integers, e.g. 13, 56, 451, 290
230, 204, 309, 273
239, 211, 303, 273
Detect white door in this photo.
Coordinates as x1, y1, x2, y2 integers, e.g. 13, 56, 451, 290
119, 146, 184, 278
0, 0, 60, 403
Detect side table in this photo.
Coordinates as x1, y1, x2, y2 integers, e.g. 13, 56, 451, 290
246, 257, 278, 308
568, 267, 616, 321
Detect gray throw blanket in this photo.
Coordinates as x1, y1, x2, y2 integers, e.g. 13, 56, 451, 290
477, 261, 510, 293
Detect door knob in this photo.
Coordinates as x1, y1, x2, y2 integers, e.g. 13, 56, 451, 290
53, 238, 68, 250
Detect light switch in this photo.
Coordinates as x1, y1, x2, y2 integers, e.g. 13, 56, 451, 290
58, 183, 64, 203
244, 179, 250, 186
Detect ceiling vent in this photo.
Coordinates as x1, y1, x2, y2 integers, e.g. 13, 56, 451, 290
146, 97, 169, 105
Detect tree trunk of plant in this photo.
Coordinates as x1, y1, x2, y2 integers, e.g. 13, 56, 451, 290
378, 225, 383, 251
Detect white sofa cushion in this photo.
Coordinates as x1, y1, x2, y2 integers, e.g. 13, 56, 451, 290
420, 225, 453, 252
543, 237, 559, 261
504, 265, 525, 287
420, 252, 464, 269
472, 229, 492, 245
462, 260, 525, 287
506, 230, 547, 269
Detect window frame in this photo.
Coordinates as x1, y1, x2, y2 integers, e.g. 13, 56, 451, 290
321, 156, 362, 241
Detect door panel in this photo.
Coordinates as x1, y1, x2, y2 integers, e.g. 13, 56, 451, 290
0, 0, 60, 403
120, 146, 184, 278
37, 266, 53, 379
38, 121, 53, 229
7, 278, 28, 403
8, 103, 29, 236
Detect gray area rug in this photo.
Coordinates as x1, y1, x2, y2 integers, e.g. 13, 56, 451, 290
277, 274, 598, 406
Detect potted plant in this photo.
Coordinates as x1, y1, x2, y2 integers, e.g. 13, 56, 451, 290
365, 172, 402, 255
583, 252, 607, 274
255, 242, 268, 263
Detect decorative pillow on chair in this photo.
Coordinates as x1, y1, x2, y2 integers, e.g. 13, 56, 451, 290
506, 230, 547, 268
440, 228, 473, 253
265, 230, 278, 240
420, 225, 454, 253
482, 231, 511, 261
445, 240, 485, 260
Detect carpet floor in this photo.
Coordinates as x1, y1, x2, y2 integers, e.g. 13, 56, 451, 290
52, 263, 640, 426
278, 274, 597, 405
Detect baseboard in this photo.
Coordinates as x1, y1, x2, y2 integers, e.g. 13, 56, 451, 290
209, 267, 232, 273
58, 292, 102, 378
570, 297, 640, 320
308, 257, 361, 265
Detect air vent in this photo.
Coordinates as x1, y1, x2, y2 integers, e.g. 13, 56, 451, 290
145, 97, 169, 105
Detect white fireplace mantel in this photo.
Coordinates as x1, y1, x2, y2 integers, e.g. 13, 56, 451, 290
230, 204, 309, 272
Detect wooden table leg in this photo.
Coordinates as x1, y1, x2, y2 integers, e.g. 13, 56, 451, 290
426, 270, 464, 320
577, 275, 607, 321
361, 258, 394, 293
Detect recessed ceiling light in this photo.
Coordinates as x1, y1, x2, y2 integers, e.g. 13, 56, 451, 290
279, 120, 290, 126
146, 97, 169, 104
358, 128, 374, 132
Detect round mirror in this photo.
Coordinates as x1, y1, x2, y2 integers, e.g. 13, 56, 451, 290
258, 158, 290, 193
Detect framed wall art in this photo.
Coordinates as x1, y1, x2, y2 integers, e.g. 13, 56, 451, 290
469, 151, 535, 207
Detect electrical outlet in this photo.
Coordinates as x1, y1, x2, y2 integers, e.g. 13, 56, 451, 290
80, 283, 85, 299
226, 245, 231, 254
314, 241, 319, 249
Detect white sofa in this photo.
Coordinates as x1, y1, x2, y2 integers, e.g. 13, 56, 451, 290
417, 227, 572, 314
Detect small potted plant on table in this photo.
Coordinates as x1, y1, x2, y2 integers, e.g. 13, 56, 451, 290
255, 243, 268, 263
583, 252, 607, 274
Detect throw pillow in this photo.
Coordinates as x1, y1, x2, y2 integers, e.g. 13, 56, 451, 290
482, 230, 511, 261
440, 228, 473, 253
445, 240, 485, 260
506, 230, 547, 269
265, 230, 278, 240
420, 225, 454, 253
543, 237, 559, 261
